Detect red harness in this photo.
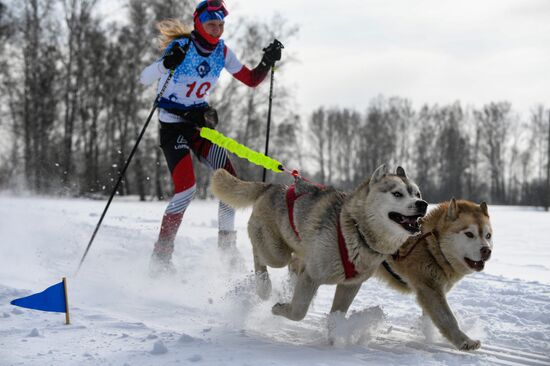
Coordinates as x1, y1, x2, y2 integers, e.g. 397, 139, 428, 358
285, 184, 306, 239
285, 183, 358, 279
337, 221, 359, 279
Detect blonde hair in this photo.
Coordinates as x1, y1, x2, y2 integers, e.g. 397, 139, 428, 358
156, 19, 192, 50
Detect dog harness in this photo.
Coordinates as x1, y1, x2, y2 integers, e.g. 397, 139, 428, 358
381, 231, 437, 286
391, 231, 435, 261
286, 177, 410, 281
285, 184, 306, 239
285, 183, 358, 279
337, 221, 359, 279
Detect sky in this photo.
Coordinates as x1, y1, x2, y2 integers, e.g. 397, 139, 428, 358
104, 0, 550, 117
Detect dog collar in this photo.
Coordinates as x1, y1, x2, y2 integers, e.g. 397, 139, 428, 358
338, 217, 397, 279
352, 220, 393, 257
381, 260, 408, 286
392, 231, 434, 261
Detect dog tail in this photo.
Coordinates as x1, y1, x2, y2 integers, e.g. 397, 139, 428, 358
211, 169, 270, 208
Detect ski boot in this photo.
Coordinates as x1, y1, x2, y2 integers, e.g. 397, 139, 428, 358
149, 212, 182, 278
149, 241, 177, 278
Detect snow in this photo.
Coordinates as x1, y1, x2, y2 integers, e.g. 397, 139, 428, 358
0, 195, 549, 365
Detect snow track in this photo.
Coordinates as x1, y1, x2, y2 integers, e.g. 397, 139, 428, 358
247, 309, 550, 366
1, 197, 549, 365
384, 326, 550, 366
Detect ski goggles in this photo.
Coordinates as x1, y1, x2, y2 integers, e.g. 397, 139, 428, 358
194, 0, 229, 18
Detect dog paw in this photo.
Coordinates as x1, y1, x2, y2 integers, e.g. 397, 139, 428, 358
459, 339, 481, 351
255, 272, 272, 300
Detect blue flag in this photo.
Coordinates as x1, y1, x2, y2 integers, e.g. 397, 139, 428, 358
11, 281, 67, 313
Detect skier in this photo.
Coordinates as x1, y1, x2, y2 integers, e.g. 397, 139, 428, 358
140, 0, 282, 276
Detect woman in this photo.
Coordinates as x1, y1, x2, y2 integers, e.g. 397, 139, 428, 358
140, 0, 282, 276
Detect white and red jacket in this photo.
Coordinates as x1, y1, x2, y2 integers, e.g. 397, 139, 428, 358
140, 37, 268, 123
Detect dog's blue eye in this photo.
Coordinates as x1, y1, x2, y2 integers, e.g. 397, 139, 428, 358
465, 232, 475, 238
392, 192, 403, 198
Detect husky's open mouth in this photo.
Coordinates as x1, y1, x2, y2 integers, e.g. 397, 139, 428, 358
464, 257, 485, 271
388, 212, 422, 233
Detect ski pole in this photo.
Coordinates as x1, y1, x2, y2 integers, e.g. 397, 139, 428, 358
262, 40, 284, 182
76, 43, 189, 274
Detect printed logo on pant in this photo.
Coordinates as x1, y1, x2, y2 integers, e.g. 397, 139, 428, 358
175, 135, 189, 150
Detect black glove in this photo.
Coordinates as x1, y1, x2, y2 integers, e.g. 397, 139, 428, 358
162, 43, 187, 70
203, 106, 218, 129
260, 39, 284, 68
181, 106, 218, 128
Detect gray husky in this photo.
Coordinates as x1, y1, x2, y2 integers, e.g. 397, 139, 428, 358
211, 165, 427, 321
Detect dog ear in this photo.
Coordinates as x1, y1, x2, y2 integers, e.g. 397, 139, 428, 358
446, 198, 459, 221
396, 166, 407, 178
480, 201, 489, 217
371, 164, 388, 183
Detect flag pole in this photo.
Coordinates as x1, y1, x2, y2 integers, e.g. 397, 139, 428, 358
62, 277, 70, 325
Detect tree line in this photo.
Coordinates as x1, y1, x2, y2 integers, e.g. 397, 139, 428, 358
307, 100, 550, 208
0, 0, 549, 210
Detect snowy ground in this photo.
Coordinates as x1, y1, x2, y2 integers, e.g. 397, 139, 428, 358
0, 195, 549, 366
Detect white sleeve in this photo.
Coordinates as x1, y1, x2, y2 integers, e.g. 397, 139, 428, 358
224, 46, 244, 74
140, 60, 169, 86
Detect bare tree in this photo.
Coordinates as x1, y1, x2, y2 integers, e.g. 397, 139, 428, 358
529, 105, 550, 210
59, 0, 98, 190
466, 107, 486, 202
310, 108, 326, 184
313, 108, 361, 189
388, 97, 415, 169
475, 102, 512, 204
76, 20, 107, 195
148, 0, 194, 25
435, 103, 470, 201
530, 106, 548, 183
354, 97, 397, 183
120, 0, 153, 200
0, 1, 11, 42
546, 109, 550, 211
0, 0, 16, 187
17, 0, 60, 193
413, 105, 439, 200
335, 108, 360, 189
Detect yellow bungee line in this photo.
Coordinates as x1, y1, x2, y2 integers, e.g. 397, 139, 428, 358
199, 127, 284, 173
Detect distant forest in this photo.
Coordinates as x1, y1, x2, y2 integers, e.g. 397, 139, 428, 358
0, 0, 549, 210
